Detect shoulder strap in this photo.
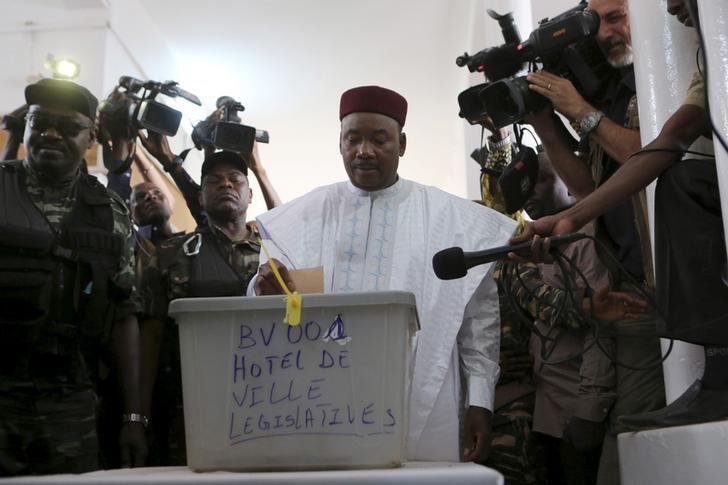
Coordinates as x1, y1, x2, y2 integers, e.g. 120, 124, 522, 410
0, 161, 55, 252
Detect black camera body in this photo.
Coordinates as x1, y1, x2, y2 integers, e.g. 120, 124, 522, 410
498, 146, 539, 214
457, 2, 610, 127
192, 96, 270, 155
471, 141, 539, 215
98, 76, 201, 144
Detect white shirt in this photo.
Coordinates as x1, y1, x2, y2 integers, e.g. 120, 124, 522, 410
254, 178, 516, 460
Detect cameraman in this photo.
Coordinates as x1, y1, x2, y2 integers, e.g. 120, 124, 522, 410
516, 0, 728, 430
1, 105, 27, 161
139, 108, 281, 229
522, 1, 665, 483
97, 92, 183, 469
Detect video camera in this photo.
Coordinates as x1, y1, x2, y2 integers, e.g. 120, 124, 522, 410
98, 76, 201, 144
457, 1, 610, 127
191, 96, 270, 155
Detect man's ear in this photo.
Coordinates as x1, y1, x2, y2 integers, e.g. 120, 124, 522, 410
399, 132, 407, 157
339, 131, 344, 155
87, 127, 97, 149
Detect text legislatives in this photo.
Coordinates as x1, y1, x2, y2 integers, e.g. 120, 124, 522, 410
228, 319, 398, 445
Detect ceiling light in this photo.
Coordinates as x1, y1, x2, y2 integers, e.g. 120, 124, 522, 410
45, 55, 80, 80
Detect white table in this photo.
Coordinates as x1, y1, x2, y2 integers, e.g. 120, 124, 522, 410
0, 462, 503, 485
618, 420, 728, 485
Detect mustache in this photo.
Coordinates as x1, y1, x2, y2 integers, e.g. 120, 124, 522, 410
142, 199, 162, 209
37, 142, 66, 150
352, 160, 379, 169
215, 191, 239, 201
604, 37, 626, 50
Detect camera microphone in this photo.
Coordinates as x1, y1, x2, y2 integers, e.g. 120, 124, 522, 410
432, 233, 588, 280
215, 96, 269, 143
216, 96, 240, 109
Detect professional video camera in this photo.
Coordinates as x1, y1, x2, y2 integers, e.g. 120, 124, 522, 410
457, 1, 610, 127
97, 76, 201, 144
191, 96, 270, 155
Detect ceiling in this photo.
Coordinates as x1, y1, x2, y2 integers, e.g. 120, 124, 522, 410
0, 0, 106, 30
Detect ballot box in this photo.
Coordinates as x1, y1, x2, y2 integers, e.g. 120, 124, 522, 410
168, 291, 419, 471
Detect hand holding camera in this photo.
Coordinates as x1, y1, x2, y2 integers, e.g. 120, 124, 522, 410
457, 1, 610, 128
138, 130, 176, 169
191, 96, 269, 157
526, 70, 595, 122
1, 105, 28, 136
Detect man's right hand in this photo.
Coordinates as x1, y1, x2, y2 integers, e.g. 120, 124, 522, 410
1, 105, 28, 135
522, 104, 555, 131
255, 259, 297, 295
119, 422, 148, 468
138, 130, 176, 167
507, 215, 579, 263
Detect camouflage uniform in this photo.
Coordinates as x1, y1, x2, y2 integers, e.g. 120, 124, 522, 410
0, 160, 137, 476
139, 226, 259, 465
495, 261, 588, 331
485, 261, 549, 485
496, 253, 663, 485
475, 137, 548, 484
97, 226, 177, 469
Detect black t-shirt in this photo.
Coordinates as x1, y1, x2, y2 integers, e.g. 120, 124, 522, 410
580, 67, 645, 282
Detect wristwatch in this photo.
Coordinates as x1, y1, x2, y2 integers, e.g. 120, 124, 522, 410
576, 111, 605, 138
122, 413, 149, 428
487, 133, 511, 150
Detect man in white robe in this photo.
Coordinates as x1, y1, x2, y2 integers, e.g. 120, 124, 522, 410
253, 85, 517, 461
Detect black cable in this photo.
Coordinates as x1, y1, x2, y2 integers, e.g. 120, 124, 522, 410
519, 126, 540, 148
513, 122, 524, 148
479, 125, 486, 169
501, 13, 728, 372
535, 251, 604, 367
627, 147, 715, 161
696, 46, 703, 78
479, 125, 488, 202
500, 235, 676, 370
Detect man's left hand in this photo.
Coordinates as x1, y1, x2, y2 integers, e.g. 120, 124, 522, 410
119, 422, 148, 468
462, 406, 492, 463
247, 141, 263, 174
584, 286, 648, 322
527, 71, 594, 122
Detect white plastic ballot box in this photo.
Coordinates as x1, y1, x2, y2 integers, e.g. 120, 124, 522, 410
168, 291, 419, 472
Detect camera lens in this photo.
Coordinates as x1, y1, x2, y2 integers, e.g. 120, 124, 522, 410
480, 76, 548, 127
457, 84, 490, 123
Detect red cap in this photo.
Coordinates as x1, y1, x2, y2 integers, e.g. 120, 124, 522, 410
339, 85, 408, 127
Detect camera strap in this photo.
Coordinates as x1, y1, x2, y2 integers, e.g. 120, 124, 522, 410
166, 148, 193, 172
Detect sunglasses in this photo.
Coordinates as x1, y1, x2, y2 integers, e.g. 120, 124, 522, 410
203, 172, 248, 186
25, 114, 93, 137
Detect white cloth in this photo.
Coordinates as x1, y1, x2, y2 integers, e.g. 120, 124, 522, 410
254, 178, 517, 461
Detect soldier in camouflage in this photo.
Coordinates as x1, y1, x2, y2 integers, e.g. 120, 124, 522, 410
474, 122, 548, 484
483, 265, 549, 485
138, 150, 260, 465
0, 78, 146, 475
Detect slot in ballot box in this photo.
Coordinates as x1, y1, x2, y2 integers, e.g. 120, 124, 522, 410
168, 291, 419, 472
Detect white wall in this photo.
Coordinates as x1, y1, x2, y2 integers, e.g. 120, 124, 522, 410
0, 0, 587, 218
137, 0, 481, 218
0, 0, 107, 112
0, 27, 106, 112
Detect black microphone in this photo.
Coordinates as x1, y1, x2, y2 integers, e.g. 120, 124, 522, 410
432, 233, 588, 280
